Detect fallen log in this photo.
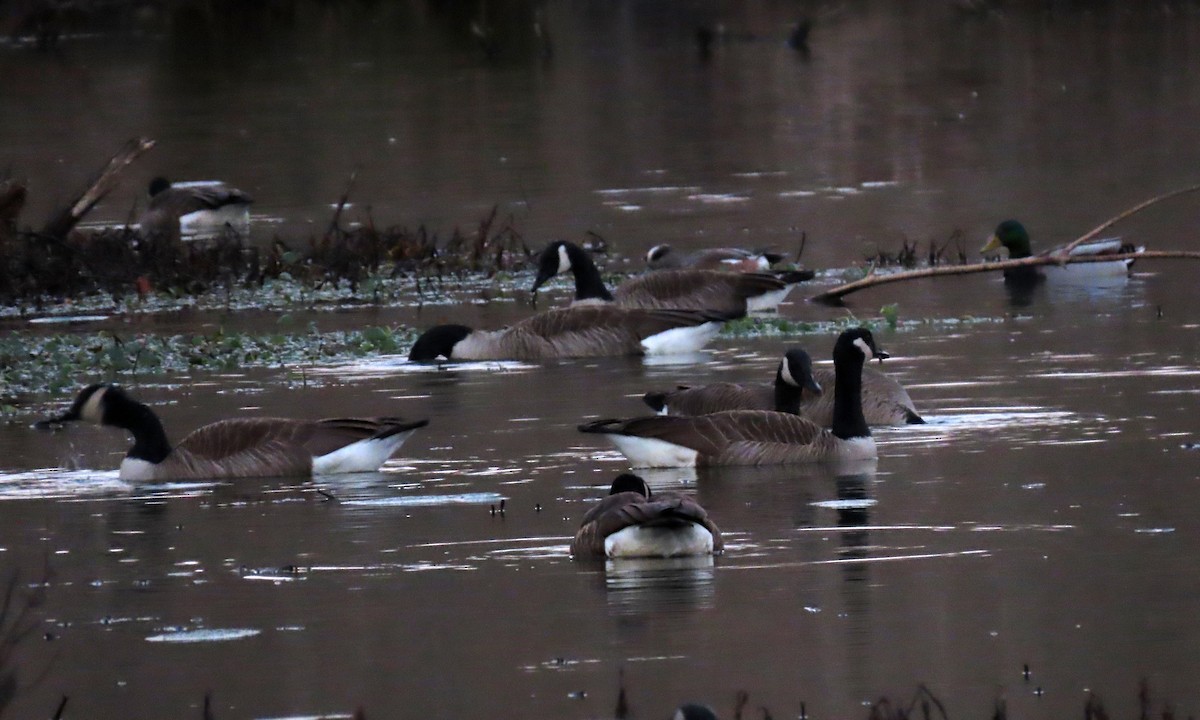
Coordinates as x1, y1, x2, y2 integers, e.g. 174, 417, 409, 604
40, 136, 156, 241
810, 250, 1200, 304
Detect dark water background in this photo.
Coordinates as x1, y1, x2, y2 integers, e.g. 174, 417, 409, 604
2, 1, 1200, 718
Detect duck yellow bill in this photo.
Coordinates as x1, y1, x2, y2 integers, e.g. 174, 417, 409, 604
980, 234, 1003, 254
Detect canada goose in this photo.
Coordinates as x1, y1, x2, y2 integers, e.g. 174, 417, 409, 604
571, 473, 723, 558
407, 305, 734, 361
531, 240, 812, 315
578, 328, 882, 467
645, 244, 786, 272
644, 347, 925, 426
981, 220, 1144, 284
36, 384, 428, 481
139, 176, 253, 238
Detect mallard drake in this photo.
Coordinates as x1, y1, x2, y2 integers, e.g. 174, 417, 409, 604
981, 219, 1144, 284
571, 473, 723, 558
531, 240, 813, 315
37, 384, 427, 481
579, 328, 882, 467
645, 244, 786, 272
644, 347, 924, 426
407, 305, 735, 361
139, 176, 253, 238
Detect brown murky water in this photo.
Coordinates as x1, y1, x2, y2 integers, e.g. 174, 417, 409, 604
3, 2, 1200, 718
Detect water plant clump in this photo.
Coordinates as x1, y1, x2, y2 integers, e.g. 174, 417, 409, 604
0, 324, 417, 415
0, 203, 532, 309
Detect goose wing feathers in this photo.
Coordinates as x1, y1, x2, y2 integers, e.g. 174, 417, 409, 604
582, 410, 826, 454
571, 491, 721, 556
151, 185, 253, 214
807, 366, 921, 426
465, 306, 728, 359
613, 270, 785, 313
175, 417, 427, 461
651, 382, 773, 415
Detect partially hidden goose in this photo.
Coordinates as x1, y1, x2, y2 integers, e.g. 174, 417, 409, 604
571, 473, 723, 558
531, 240, 813, 315
139, 176, 254, 238
407, 305, 735, 361
645, 244, 785, 272
981, 219, 1144, 284
37, 384, 428, 481
578, 327, 883, 467
644, 347, 925, 426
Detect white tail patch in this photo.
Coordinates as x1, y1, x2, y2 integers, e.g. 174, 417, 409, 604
605, 435, 699, 468
557, 244, 572, 275
313, 430, 417, 474
746, 287, 792, 313
604, 524, 714, 558
640, 322, 722, 355
178, 205, 251, 238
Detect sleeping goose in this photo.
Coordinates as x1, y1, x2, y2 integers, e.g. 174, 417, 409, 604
578, 327, 882, 467
36, 384, 427, 481
139, 176, 254, 238
531, 240, 813, 315
981, 219, 1144, 284
571, 473, 723, 558
645, 244, 785, 272
407, 305, 735, 361
644, 347, 925, 425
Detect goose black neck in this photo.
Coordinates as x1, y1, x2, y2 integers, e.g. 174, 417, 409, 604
831, 353, 870, 440
772, 367, 802, 415
565, 245, 614, 302
108, 393, 172, 463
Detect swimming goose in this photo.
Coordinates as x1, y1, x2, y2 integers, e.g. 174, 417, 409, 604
645, 244, 786, 272
531, 240, 812, 315
37, 384, 428, 481
673, 705, 720, 720
981, 219, 1144, 284
407, 305, 734, 361
571, 473, 723, 558
578, 328, 882, 467
139, 176, 253, 238
644, 347, 924, 426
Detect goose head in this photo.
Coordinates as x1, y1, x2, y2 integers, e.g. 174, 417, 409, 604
835, 327, 888, 365
408, 324, 473, 362
531, 240, 587, 293
609, 472, 651, 498
36, 383, 119, 428
778, 348, 823, 395
147, 176, 172, 198
645, 244, 674, 268
981, 219, 1032, 259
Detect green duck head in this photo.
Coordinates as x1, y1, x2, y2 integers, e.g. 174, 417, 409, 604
981, 220, 1032, 259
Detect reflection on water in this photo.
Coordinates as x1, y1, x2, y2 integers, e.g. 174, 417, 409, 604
603, 555, 716, 616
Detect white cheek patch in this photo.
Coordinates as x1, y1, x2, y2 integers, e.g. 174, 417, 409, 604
647, 245, 667, 263
557, 244, 572, 275
853, 337, 874, 360
80, 387, 107, 424
779, 359, 798, 387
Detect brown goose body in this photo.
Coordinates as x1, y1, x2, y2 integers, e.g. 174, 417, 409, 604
582, 328, 885, 467
139, 177, 253, 237
646, 244, 785, 272
408, 305, 731, 361
531, 240, 811, 315
148, 416, 425, 481
571, 474, 723, 558
649, 366, 923, 426
38, 384, 427, 481
580, 410, 875, 467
